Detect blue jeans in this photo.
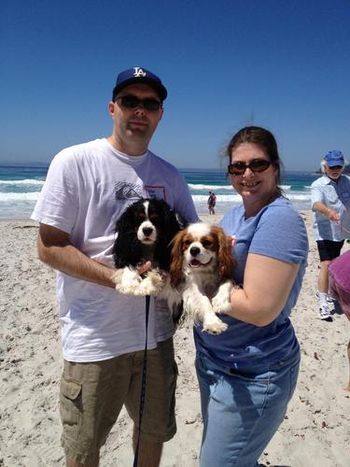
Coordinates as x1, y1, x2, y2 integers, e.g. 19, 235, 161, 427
195, 351, 300, 467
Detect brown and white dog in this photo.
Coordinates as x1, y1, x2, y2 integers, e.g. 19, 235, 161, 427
167, 222, 235, 334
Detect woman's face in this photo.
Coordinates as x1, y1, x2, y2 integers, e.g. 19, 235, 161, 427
229, 142, 278, 206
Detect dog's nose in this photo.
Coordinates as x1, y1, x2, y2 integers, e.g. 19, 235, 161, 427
143, 227, 153, 237
190, 246, 200, 257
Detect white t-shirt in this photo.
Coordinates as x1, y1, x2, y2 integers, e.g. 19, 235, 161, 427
31, 138, 198, 362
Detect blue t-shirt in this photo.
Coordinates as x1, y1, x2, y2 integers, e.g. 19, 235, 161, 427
194, 197, 308, 372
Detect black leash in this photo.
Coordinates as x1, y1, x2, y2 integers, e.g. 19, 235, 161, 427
133, 294, 151, 467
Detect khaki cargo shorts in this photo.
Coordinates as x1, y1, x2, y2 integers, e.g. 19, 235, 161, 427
60, 338, 177, 464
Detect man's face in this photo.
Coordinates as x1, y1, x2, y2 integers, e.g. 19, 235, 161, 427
325, 163, 344, 181
108, 83, 163, 153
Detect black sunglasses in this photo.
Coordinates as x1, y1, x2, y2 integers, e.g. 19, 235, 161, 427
115, 95, 162, 111
228, 159, 272, 176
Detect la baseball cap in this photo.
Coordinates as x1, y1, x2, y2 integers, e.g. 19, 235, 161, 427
112, 66, 167, 101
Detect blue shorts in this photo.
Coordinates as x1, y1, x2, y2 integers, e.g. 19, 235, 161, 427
195, 350, 300, 467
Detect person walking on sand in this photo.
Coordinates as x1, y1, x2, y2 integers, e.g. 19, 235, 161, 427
207, 190, 216, 215
31, 66, 198, 467
311, 150, 350, 321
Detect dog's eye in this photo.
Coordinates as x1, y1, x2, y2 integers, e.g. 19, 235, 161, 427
184, 239, 192, 247
137, 213, 146, 221
149, 214, 159, 221
202, 240, 212, 248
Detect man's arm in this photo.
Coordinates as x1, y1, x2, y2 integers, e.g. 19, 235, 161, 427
312, 201, 340, 222
37, 223, 116, 288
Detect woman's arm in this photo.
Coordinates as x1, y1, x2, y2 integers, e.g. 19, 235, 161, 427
224, 253, 300, 326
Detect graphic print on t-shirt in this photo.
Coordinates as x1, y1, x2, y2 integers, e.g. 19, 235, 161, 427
114, 182, 166, 202
114, 182, 143, 201
145, 185, 166, 200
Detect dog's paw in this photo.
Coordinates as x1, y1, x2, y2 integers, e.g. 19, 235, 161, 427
111, 269, 124, 286
212, 295, 232, 314
147, 270, 166, 293
115, 283, 141, 295
202, 318, 228, 335
129, 271, 164, 295
212, 283, 233, 314
133, 270, 164, 296
112, 268, 142, 295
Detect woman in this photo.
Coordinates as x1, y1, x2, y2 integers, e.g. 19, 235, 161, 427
194, 126, 308, 466
329, 250, 350, 391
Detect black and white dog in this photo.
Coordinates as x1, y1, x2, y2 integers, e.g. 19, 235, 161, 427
112, 198, 182, 296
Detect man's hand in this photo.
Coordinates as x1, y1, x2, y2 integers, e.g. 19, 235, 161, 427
327, 209, 340, 223
313, 202, 341, 223
136, 261, 152, 275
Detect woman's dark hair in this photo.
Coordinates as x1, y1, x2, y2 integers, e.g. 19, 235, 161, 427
226, 126, 283, 193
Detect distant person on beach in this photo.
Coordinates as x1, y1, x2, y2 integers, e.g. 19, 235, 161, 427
329, 250, 350, 391
194, 126, 308, 467
31, 66, 198, 467
311, 150, 350, 321
207, 190, 216, 215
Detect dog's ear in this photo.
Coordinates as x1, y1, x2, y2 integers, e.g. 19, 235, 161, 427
116, 204, 134, 234
113, 201, 140, 268
163, 205, 182, 242
213, 226, 235, 280
169, 231, 185, 287
174, 212, 188, 230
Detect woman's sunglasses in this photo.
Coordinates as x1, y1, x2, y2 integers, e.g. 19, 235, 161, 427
228, 159, 272, 176
115, 95, 162, 111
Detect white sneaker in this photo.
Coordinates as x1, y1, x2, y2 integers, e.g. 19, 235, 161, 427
326, 296, 336, 311
316, 292, 336, 312
319, 304, 333, 321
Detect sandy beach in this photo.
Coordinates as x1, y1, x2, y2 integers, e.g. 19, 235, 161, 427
1, 212, 349, 467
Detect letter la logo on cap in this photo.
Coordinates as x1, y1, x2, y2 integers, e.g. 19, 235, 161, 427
133, 67, 147, 78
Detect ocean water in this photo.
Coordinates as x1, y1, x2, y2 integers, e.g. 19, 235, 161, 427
183, 168, 315, 216
0, 164, 317, 219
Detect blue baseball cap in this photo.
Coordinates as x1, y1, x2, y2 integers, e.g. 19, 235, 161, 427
112, 66, 167, 101
324, 150, 345, 167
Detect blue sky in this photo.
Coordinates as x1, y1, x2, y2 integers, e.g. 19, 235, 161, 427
1, 0, 349, 171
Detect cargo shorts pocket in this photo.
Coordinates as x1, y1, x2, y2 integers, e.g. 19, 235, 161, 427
60, 378, 82, 426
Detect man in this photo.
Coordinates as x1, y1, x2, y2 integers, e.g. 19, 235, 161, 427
31, 66, 198, 467
311, 150, 350, 321
207, 191, 216, 215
